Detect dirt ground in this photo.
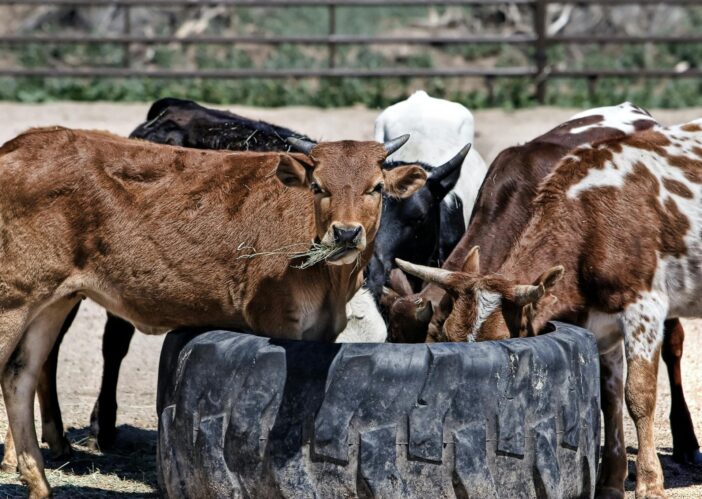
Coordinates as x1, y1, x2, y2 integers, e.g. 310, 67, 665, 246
0, 102, 700, 497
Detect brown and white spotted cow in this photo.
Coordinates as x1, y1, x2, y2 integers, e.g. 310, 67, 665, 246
397, 118, 702, 498
387, 103, 700, 466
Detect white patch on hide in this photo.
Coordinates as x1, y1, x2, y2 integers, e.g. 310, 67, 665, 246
469, 288, 502, 341
568, 101, 655, 135
621, 289, 667, 362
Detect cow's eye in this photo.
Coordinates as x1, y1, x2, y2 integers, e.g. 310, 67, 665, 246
311, 182, 326, 195
367, 182, 384, 195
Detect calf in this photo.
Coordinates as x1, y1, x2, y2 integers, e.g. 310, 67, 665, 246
37, 99, 395, 453
0, 128, 424, 498
386, 103, 700, 466
397, 120, 702, 497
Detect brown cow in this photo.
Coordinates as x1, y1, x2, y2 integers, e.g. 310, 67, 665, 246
386, 103, 700, 466
397, 119, 702, 498
0, 127, 425, 498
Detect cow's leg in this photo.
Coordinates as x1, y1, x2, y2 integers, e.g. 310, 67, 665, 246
2, 427, 17, 472
661, 318, 701, 464
0, 308, 31, 473
622, 298, 666, 499
596, 342, 627, 499
2, 299, 77, 499
36, 302, 80, 460
88, 313, 135, 450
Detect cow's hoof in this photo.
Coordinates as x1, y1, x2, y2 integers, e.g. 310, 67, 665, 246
48, 437, 72, 461
86, 430, 116, 452
26, 482, 51, 499
86, 435, 100, 452
596, 486, 625, 499
635, 484, 666, 499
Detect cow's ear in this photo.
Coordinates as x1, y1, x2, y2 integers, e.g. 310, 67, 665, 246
380, 286, 400, 309
276, 154, 312, 188
384, 165, 427, 198
461, 246, 480, 274
534, 265, 564, 291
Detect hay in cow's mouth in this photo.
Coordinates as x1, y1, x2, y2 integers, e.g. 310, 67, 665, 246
289, 242, 352, 269
236, 241, 356, 269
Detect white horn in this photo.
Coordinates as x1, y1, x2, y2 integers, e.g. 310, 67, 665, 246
395, 259, 454, 286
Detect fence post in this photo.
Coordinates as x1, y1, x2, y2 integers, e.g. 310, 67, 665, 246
534, 0, 547, 103
123, 4, 131, 68
328, 4, 337, 68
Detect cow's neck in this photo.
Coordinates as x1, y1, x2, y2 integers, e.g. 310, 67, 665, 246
319, 244, 373, 332
498, 209, 585, 332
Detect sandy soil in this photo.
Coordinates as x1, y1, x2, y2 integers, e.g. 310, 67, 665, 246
0, 102, 700, 497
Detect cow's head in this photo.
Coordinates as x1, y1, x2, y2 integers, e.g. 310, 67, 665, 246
129, 98, 199, 145
281, 136, 426, 265
395, 248, 564, 341
379, 269, 435, 343
365, 143, 471, 297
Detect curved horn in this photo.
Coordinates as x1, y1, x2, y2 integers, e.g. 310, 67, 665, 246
395, 259, 454, 287
415, 300, 434, 324
383, 134, 410, 156
286, 137, 317, 155
430, 143, 472, 180
389, 268, 413, 297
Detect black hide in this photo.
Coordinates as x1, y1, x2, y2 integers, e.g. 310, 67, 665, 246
130, 97, 313, 151
366, 153, 465, 299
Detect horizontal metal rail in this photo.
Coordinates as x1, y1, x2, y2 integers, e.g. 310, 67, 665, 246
0, 67, 537, 78
550, 68, 702, 78
4, 67, 699, 79
1, 0, 700, 104
3, 34, 700, 46
0, 34, 538, 45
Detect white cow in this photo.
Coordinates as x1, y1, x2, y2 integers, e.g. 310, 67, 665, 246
336, 288, 387, 343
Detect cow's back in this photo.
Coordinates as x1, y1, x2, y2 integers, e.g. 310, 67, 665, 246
0, 127, 324, 335
456, 104, 659, 274
555, 124, 702, 315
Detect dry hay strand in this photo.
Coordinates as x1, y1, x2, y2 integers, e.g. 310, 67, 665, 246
236, 241, 351, 269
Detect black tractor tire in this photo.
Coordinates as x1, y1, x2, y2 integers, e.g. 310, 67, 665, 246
156, 322, 600, 499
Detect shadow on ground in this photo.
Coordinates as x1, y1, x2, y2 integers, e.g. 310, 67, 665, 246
624, 446, 702, 492
0, 425, 158, 498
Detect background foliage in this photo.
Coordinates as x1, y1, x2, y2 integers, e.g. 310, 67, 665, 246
1, 3, 702, 108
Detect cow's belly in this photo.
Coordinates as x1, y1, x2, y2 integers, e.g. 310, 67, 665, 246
584, 310, 623, 354
79, 276, 247, 334
244, 282, 347, 342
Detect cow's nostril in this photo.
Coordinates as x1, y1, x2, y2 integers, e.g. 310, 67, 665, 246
333, 226, 362, 245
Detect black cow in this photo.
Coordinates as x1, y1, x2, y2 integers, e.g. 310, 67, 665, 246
365, 145, 470, 298
130, 97, 313, 150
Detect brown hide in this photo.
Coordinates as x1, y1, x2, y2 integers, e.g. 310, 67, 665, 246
0, 127, 421, 341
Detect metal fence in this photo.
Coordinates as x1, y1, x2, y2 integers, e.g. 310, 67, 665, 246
0, 0, 700, 102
